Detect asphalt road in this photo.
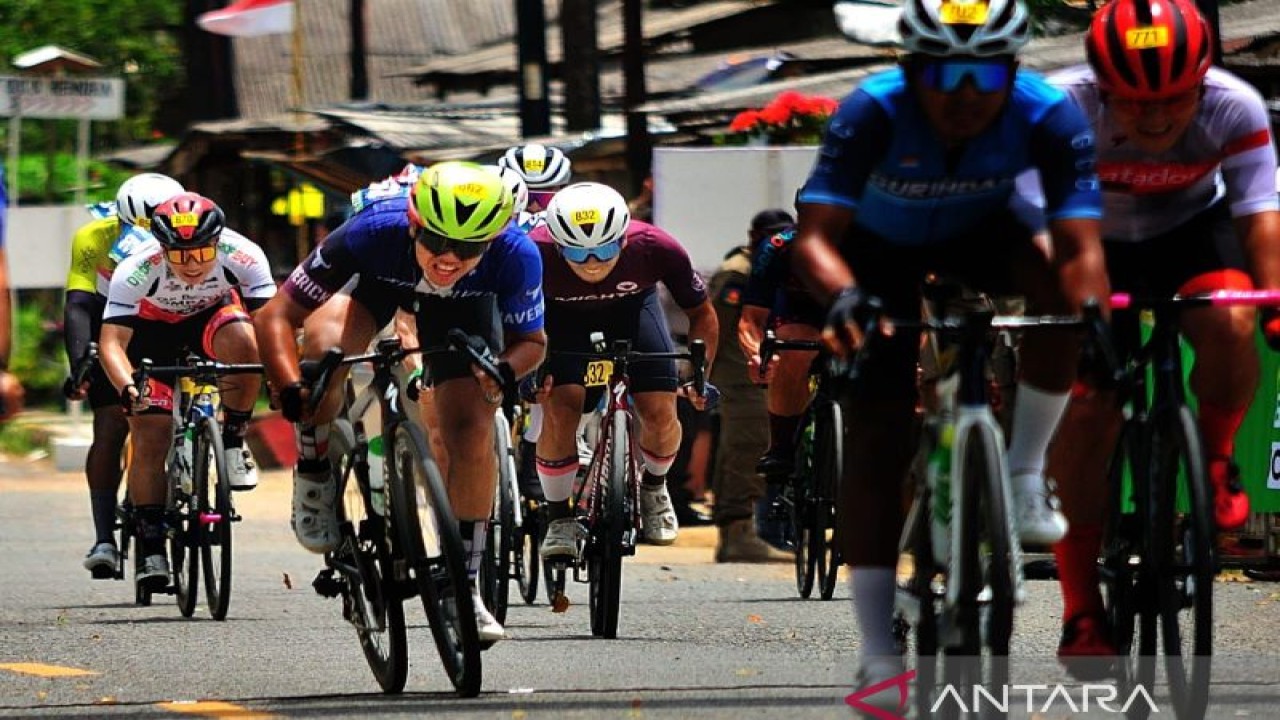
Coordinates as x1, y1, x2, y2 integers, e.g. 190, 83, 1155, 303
3, 457, 1280, 719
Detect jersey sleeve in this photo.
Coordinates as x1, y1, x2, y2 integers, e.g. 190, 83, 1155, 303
497, 233, 546, 334
796, 88, 893, 210
651, 226, 708, 309
1029, 98, 1103, 222
280, 222, 362, 310
742, 229, 793, 308
1214, 88, 1280, 218
102, 253, 158, 326
221, 231, 278, 310
66, 221, 109, 295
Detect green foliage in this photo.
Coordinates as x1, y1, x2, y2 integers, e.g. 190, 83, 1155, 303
0, 421, 48, 456
11, 294, 67, 401
12, 151, 133, 204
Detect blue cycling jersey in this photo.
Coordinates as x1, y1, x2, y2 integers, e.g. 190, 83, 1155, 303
798, 69, 1102, 246
282, 195, 545, 334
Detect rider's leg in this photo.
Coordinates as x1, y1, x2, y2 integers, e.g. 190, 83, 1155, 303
87, 404, 128, 545
758, 321, 818, 476
208, 305, 263, 490
536, 384, 586, 557
127, 412, 175, 582
1179, 271, 1259, 530
432, 375, 499, 569
634, 391, 682, 545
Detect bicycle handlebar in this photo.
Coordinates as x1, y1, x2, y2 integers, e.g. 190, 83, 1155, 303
446, 328, 518, 418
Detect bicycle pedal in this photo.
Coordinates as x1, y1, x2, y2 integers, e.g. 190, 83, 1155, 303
312, 568, 344, 598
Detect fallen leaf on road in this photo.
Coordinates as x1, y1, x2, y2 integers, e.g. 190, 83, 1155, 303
35, 691, 47, 701
95, 696, 117, 705
89, 634, 101, 642
282, 572, 293, 590
551, 593, 570, 613
734, 667, 760, 677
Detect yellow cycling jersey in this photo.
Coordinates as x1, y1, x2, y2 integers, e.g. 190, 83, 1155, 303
65, 216, 157, 297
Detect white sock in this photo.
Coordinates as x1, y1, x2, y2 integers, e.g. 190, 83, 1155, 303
849, 567, 898, 659
1006, 382, 1070, 481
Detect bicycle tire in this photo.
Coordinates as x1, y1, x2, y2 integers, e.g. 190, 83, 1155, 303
515, 498, 541, 605
589, 410, 626, 638
121, 512, 151, 606
894, 473, 938, 720
481, 413, 517, 624
815, 400, 843, 601
170, 437, 199, 619
791, 417, 817, 599
1151, 406, 1212, 720
338, 435, 408, 694
389, 421, 482, 697
1101, 420, 1157, 718
195, 417, 233, 621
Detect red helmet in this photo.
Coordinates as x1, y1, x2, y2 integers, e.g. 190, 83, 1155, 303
150, 193, 226, 249
1086, 0, 1213, 100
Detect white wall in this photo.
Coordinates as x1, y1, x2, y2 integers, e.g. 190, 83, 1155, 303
6, 205, 81, 289
652, 146, 819, 272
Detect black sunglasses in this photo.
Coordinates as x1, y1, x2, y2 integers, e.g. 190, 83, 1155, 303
414, 227, 491, 260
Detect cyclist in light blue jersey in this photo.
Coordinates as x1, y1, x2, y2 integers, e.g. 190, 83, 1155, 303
788, 0, 1111, 701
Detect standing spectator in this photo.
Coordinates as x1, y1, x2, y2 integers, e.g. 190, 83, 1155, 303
0, 166, 24, 421
709, 210, 793, 563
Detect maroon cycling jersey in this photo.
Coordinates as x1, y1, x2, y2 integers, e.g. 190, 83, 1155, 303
529, 220, 708, 309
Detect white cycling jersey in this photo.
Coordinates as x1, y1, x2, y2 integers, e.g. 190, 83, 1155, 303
104, 229, 276, 324
1050, 65, 1279, 240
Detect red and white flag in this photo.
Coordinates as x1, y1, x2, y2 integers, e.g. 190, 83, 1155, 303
197, 0, 294, 37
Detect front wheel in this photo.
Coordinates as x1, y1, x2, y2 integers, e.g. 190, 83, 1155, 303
388, 421, 482, 698
170, 440, 199, 618
588, 411, 626, 639
515, 499, 541, 605
196, 418, 233, 621
1152, 406, 1212, 720
814, 400, 843, 601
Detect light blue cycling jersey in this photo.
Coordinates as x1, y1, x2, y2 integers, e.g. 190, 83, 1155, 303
798, 68, 1102, 246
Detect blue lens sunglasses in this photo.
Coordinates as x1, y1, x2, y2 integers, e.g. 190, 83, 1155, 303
558, 240, 623, 264
918, 59, 1013, 93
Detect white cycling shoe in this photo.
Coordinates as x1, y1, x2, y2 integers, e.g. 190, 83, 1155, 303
1012, 473, 1068, 545
470, 584, 506, 644
849, 656, 909, 714
640, 484, 679, 545
292, 465, 339, 554
225, 447, 259, 491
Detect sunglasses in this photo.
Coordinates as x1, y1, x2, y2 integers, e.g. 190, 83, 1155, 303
917, 59, 1013, 94
1105, 88, 1201, 115
558, 240, 623, 264
164, 245, 217, 264
528, 190, 557, 208
414, 227, 491, 260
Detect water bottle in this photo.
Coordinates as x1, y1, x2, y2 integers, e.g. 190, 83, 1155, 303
926, 374, 959, 564
367, 434, 387, 517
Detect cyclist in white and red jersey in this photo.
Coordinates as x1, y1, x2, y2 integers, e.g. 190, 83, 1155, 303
528, 182, 718, 558
99, 193, 276, 589
1044, 0, 1280, 674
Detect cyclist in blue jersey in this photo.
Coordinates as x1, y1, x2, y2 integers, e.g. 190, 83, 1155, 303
788, 0, 1111, 698
255, 162, 546, 643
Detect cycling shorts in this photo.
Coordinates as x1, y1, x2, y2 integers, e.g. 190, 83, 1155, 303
414, 294, 504, 384
125, 298, 252, 415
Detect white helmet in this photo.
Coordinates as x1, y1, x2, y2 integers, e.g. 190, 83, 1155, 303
898, 0, 1031, 57
498, 143, 572, 189
545, 182, 631, 249
484, 164, 529, 218
115, 173, 185, 228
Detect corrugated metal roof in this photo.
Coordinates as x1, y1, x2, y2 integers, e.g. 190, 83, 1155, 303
399, 0, 777, 79
312, 107, 524, 152
232, 0, 562, 119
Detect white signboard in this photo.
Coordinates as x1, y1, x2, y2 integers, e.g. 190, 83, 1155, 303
653, 146, 819, 272
0, 75, 124, 120
6, 205, 80, 289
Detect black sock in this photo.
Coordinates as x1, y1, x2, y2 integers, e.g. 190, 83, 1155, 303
90, 490, 118, 545
222, 409, 252, 449
546, 499, 573, 521
642, 471, 666, 488
137, 505, 166, 556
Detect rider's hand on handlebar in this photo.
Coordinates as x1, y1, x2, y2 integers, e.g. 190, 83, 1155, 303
678, 381, 719, 412
119, 383, 148, 415
747, 352, 777, 385
278, 381, 311, 423
62, 376, 90, 402
472, 365, 504, 406
821, 286, 883, 357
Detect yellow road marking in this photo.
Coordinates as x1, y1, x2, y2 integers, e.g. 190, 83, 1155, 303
158, 700, 275, 718
0, 663, 97, 678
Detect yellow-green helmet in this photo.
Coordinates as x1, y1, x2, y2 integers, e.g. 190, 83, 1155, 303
408, 161, 515, 242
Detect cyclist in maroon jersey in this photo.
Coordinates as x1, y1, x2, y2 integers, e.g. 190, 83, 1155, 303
527, 182, 719, 558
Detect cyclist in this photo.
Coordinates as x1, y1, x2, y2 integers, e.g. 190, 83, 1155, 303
788, 0, 1109, 697
65, 173, 185, 578
254, 161, 545, 643
497, 143, 572, 229
528, 182, 718, 557
99, 193, 276, 590
1044, 0, 1280, 673
737, 214, 827, 483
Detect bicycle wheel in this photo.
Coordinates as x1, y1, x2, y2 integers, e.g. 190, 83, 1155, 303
1151, 406, 1212, 719
815, 400, 843, 601
790, 417, 817, 598
589, 410, 627, 638
1101, 421, 1157, 718
195, 417, 233, 621
516, 498, 541, 605
481, 415, 517, 624
388, 421, 482, 697
893, 476, 938, 720
337, 438, 408, 694
170, 437, 199, 618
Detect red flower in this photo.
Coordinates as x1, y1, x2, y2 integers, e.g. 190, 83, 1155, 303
757, 101, 792, 126
729, 109, 762, 132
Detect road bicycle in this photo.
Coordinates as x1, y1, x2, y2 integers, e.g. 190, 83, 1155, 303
542, 337, 709, 638
1099, 289, 1280, 720
303, 332, 488, 696
130, 355, 264, 620
758, 331, 842, 600
893, 304, 1104, 719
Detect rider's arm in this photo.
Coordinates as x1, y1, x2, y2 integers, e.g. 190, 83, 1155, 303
253, 292, 312, 393
792, 204, 857, 303
683, 299, 719, 373
1032, 96, 1110, 312
63, 290, 98, 369
738, 305, 770, 363
1216, 88, 1280, 290
98, 323, 135, 393
495, 231, 548, 379
220, 229, 279, 314
98, 252, 153, 393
